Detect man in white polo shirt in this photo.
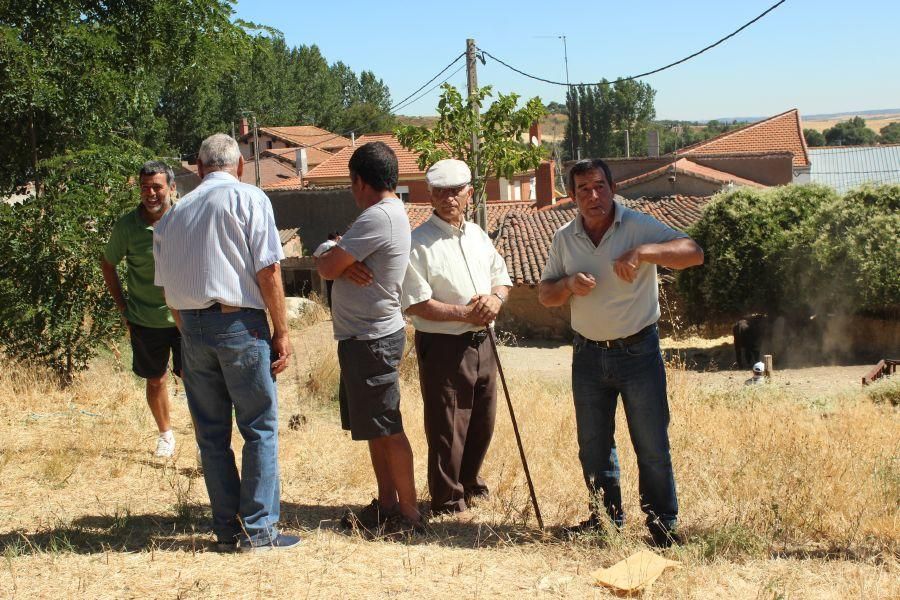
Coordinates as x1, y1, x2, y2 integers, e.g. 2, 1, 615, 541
402, 159, 512, 516
539, 158, 704, 547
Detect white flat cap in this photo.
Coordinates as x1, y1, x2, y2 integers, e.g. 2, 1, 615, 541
426, 159, 471, 188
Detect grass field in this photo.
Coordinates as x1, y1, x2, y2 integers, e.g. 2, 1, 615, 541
1, 317, 898, 598
802, 113, 900, 135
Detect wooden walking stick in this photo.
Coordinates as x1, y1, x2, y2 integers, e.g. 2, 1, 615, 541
487, 328, 544, 530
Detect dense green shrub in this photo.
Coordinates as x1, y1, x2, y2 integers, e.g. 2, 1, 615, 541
0, 143, 150, 381
676, 184, 898, 322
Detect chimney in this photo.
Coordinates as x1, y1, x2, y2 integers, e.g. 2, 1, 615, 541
529, 121, 542, 146
535, 159, 555, 208
238, 118, 249, 137
295, 148, 309, 176
647, 130, 660, 158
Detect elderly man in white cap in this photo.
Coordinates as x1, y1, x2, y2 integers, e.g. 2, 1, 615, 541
401, 159, 512, 516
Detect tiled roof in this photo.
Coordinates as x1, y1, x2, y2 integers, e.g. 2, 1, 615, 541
278, 228, 299, 245
182, 157, 297, 188
405, 201, 535, 236
809, 144, 900, 192
262, 146, 333, 168
251, 126, 352, 152
495, 208, 577, 286
675, 109, 810, 168
495, 195, 710, 285
304, 133, 428, 183
617, 158, 767, 189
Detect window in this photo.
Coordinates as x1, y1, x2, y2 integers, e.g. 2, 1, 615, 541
396, 185, 410, 202
266, 140, 273, 150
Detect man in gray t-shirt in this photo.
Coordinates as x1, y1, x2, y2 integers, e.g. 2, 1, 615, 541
317, 142, 421, 533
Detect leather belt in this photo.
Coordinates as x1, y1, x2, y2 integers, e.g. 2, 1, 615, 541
579, 324, 655, 349
463, 329, 489, 348
197, 302, 243, 314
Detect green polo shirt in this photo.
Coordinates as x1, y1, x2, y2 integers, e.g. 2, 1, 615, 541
103, 207, 174, 329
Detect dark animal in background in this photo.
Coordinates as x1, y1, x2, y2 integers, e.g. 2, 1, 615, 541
733, 315, 765, 369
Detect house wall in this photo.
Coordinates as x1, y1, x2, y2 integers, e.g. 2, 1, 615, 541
268, 188, 361, 253
690, 155, 793, 186
239, 135, 291, 160
618, 174, 724, 199
496, 286, 572, 340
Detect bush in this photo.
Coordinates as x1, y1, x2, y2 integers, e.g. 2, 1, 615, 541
0, 143, 151, 381
677, 183, 899, 322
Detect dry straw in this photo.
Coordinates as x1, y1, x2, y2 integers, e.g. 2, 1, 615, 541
1, 320, 897, 598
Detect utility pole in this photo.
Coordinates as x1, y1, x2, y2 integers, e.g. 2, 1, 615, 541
560, 35, 575, 162
466, 38, 486, 229
252, 114, 261, 188
625, 129, 630, 158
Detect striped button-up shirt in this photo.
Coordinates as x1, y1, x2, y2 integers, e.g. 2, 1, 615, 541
153, 171, 284, 310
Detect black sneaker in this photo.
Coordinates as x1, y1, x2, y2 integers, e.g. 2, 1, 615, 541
562, 513, 604, 538
239, 533, 302, 553
341, 499, 397, 530
382, 513, 427, 537
648, 525, 682, 548
212, 540, 238, 553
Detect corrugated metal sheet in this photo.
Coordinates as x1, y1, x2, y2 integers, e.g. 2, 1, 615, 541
809, 145, 900, 193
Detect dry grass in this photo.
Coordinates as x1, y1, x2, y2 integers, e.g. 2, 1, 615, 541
1, 323, 898, 599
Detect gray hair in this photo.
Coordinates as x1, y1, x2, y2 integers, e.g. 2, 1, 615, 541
198, 133, 241, 170
566, 158, 614, 195
139, 160, 175, 186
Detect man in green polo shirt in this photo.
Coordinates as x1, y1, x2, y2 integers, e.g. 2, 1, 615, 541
101, 161, 181, 458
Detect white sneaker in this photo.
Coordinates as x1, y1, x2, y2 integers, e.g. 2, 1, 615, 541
154, 434, 175, 458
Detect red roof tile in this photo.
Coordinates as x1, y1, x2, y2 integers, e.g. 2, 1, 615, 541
495, 196, 711, 285
675, 109, 810, 167
262, 146, 333, 168
617, 158, 767, 190
250, 125, 352, 152
304, 133, 428, 183
183, 157, 297, 188
405, 201, 535, 236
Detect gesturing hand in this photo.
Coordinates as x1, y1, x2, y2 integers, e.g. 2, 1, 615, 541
342, 261, 374, 287
566, 272, 596, 296
613, 247, 643, 283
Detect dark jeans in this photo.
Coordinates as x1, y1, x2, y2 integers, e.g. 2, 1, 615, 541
571, 325, 678, 531
179, 308, 280, 545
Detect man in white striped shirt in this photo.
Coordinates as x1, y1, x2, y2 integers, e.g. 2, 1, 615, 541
153, 133, 299, 553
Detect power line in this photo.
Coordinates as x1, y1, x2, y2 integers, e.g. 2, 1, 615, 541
289, 52, 466, 141
477, 0, 787, 86
308, 56, 467, 148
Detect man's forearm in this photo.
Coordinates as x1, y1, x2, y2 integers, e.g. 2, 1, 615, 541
100, 259, 128, 313
638, 238, 704, 270
538, 277, 572, 307
257, 262, 289, 335
405, 298, 472, 323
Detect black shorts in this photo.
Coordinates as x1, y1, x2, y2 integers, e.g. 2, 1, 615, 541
337, 328, 405, 441
129, 322, 182, 379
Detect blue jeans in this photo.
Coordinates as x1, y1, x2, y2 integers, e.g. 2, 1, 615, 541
180, 308, 280, 545
571, 325, 678, 531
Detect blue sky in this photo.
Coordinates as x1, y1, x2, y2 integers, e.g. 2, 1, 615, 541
232, 0, 900, 121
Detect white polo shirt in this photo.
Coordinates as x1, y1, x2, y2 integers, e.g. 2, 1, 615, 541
541, 201, 687, 341
401, 213, 512, 335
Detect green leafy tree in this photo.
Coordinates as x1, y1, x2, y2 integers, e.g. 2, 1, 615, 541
0, 143, 151, 381
806, 185, 900, 314
676, 185, 838, 322
804, 128, 826, 147
562, 80, 656, 159
545, 101, 566, 114
396, 84, 547, 226
823, 116, 878, 146
879, 122, 900, 143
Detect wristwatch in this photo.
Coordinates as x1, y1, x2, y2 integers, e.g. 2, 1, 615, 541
493, 292, 507, 304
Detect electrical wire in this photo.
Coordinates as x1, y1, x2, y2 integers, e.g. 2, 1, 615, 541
477, 0, 787, 86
